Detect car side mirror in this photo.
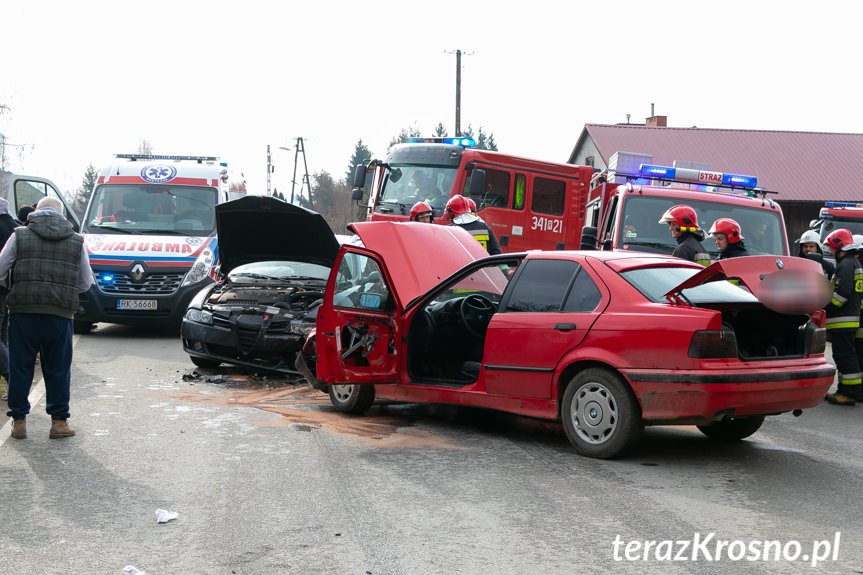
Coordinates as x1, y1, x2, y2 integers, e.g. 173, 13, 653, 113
352, 164, 368, 188
468, 169, 486, 198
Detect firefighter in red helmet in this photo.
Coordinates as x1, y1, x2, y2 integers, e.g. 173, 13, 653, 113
445, 195, 502, 255
658, 204, 711, 266
708, 218, 750, 259
410, 201, 433, 223
823, 228, 863, 405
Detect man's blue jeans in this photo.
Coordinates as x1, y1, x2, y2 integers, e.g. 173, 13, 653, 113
5, 314, 74, 419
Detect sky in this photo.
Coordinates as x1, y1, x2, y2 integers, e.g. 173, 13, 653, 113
2, 0, 861, 199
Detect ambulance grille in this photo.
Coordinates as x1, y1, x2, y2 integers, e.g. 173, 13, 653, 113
97, 272, 185, 294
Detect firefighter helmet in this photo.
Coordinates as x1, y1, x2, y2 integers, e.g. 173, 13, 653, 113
410, 201, 433, 222
465, 196, 477, 214
445, 195, 472, 219
658, 204, 700, 232
825, 228, 856, 252
795, 230, 821, 245
708, 218, 744, 243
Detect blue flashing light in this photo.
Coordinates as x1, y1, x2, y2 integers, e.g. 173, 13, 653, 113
639, 164, 676, 179
825, 201, 861, 208
405, 137, 476, 147
102, 274, 114, 283
721, 173, 757, 188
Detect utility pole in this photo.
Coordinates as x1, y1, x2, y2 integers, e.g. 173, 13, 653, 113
266, 144, 272, 196
446, 49, 473, 136
282, 137, 311, 207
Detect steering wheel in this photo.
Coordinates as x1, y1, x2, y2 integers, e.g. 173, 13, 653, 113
459, 294, 496, 338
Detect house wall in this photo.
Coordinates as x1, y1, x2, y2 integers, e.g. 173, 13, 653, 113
570, 139, 605, 170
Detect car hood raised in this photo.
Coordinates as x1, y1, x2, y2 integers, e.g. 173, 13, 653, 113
666, 255, 833, 314
348, 221, 490, 305
215, 196, 340, 275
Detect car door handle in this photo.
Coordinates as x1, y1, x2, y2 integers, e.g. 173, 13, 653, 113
554, 323, 576, 331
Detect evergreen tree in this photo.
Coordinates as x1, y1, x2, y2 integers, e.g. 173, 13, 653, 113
434, 123, 447, 137
70, 163, 98, 219
310, 170, 353, 234
345, 140, 372, 185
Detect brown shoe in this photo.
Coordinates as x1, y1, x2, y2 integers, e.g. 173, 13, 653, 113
49, 419, 75, 438
825, 392, 858, 406
11, 418, 26, 439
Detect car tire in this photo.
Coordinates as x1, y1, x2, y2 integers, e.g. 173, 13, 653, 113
73, 320, 93, 334
696, 416, 765, 441
190, 356, 221, 369
329, 384, 375, 414
561, 368, 643, 459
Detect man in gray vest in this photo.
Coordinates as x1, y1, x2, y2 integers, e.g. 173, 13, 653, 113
0, 197, 94, 439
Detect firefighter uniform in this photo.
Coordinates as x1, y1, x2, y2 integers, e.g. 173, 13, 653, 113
673, 231, 712, 267
825, 251, 863, 404
451, 217, 502, 255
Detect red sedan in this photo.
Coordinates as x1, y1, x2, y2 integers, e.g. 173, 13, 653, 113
296, 222, 835, 458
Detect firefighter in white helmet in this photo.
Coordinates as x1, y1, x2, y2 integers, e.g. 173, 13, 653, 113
796, 229, 834, 278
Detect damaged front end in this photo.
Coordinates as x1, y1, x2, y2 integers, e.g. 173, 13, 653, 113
182, 278, 325, 374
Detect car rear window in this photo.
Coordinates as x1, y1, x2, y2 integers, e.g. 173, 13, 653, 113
620, 266, 759, 304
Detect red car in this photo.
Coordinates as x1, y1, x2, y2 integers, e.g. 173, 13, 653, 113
296, 222, 835, 458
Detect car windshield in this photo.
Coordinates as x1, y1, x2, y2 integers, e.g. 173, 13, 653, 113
619, 195, 786, 257
377, 164, 458, 214
818, 219, 863, 243
228, 260, 330, 282
84, 184, 217, 235
620, 265, 759, 304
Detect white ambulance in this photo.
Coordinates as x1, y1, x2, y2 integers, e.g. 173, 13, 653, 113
76, 154, 246, 333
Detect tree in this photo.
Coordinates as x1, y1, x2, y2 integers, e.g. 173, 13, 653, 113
461, 124, 498, 151
345, 139, 372, 186
388, 125, 424, 148
138, 139, 153, 154
0, 103, 10, 172
433, 123, 447, 137
70, 163, 98, 219
309, 170, 354, 234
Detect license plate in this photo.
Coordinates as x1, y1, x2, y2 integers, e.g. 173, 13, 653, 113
117, 299, 158, 311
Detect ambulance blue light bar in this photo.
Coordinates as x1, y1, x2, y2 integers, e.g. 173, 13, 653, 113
115, 154, 219, 162
406, 137, 476, 147
639, 164, 757, 188
825, 202, 863, 208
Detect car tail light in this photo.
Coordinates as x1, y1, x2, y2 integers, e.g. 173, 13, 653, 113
808, 325, 827, 355
688, 329, 738, 358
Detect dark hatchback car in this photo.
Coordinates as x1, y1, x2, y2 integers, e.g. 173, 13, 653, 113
181, 196, 339, 373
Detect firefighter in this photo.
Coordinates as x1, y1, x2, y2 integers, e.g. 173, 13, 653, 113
658, 204, 711, 266
796, 229, 834, 278
823, 228, 863, 405
708, 218, 750, 259
853, 235, 863, 378
409, 201, 433, 223
445, 195, 502, 255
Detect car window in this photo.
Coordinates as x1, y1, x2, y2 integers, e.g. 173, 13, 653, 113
620, 266, 759, 304
332, 253, 392, 312
563, 269, 602, 312
506, 259, 580, 312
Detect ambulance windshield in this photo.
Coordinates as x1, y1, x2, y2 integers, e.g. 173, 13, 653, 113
377, 164, 457, 215
83, 184, 218, 235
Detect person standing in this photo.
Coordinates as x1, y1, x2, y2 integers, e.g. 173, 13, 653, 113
409, 201, 434, 223
658, 204, 711, 266
708, 218, 750, 259
0, 197, 94, 438
445, 195, 502, 255
823, 228, 863, 405
0, 198, 16, 400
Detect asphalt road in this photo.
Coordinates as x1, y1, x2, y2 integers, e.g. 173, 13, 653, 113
0, 328, 860, 575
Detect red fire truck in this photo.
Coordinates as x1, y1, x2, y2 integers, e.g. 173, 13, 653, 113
352, 140, 789, 258
809, 203, 863, 244
352, 138, 595, 251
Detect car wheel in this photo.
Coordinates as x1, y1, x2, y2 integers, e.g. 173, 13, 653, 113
73, 320, 93, 334
190, 356, 221, 369
329, 384, 375, 414
697, 416, 765, 441
561, 368, 643, 459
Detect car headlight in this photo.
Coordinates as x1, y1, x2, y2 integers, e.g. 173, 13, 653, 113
185, 308, 213, 325
182, 248, 216, 287
290, 319, 315, 336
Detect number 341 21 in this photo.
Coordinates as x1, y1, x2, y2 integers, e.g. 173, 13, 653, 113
531, 216, 563, 233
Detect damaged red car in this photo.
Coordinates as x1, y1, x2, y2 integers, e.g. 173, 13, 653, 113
296, 222, 835, 458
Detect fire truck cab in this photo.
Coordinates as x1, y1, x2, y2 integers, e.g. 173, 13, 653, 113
810, 203, 863, 245
352, 138, 596, 252
583, 153, 790, 259
75, 154, 247, 333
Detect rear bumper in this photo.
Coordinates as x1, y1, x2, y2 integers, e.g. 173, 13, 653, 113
623, 364, 836, 422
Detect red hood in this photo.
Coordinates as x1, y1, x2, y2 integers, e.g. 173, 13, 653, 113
666, 255, 833, 314
348, 221, 489, 305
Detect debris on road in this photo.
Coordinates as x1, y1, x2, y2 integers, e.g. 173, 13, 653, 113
155, 508, 179, 523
